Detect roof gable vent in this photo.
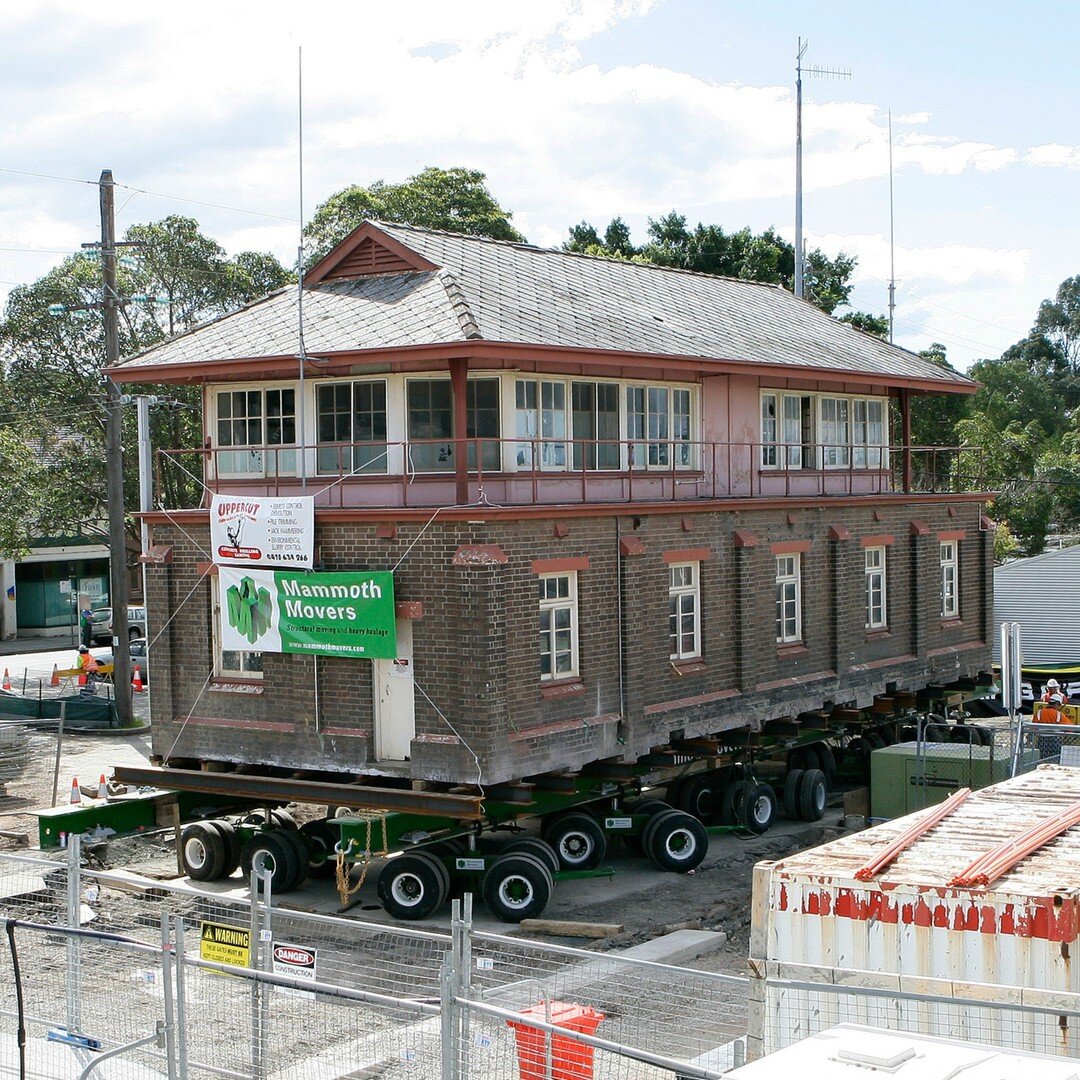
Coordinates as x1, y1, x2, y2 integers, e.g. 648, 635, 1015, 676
306, 221, 439, 285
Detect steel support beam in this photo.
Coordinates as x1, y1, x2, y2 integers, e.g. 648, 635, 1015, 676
112, 766, 484, 819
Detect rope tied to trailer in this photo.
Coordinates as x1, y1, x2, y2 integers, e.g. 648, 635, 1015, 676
334, 811, 390, 906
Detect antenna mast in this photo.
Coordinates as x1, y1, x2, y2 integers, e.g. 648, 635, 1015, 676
888, 109, 896, 343
794, 38, 851, 301
297, 45, 307, 492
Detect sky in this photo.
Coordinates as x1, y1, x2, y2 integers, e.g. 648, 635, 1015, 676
1, 0, 1078, 371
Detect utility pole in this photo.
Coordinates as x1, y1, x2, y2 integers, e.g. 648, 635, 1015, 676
101, 169, 132, 725
887, 109, 897, 344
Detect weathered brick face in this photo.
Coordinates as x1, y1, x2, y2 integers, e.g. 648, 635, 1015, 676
145, 498, 992, 785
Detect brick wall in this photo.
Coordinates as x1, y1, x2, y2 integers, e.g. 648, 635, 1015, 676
144, 498, 992, 785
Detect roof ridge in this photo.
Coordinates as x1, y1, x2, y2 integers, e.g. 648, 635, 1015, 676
435, 268, 483, 340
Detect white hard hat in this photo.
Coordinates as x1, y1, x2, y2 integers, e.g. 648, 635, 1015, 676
1051, 694, 1065, 705
1048, 679, 1061, 688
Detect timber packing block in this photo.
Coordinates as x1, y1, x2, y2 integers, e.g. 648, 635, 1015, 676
519, 919, 624, 939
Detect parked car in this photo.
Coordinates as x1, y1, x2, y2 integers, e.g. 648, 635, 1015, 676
98, 638, 150, 684
89, 607, 112, 644
94, 605, 148, 643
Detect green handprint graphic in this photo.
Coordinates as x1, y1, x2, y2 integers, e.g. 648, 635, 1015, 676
226, 575, 273, 645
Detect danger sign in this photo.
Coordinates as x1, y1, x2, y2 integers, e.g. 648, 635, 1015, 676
272, 941, 318, 995
200, 921, 250, 968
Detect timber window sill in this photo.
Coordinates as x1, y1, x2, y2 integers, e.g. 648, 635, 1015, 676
209, 679, 264, 695
939, 618, 963, 629
865, 628, 892, 641
670, 659, 707, 676
540, 679, 586, 700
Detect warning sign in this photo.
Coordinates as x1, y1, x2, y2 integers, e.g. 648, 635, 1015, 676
200, 921, 251, 968
272, 941, 318, 996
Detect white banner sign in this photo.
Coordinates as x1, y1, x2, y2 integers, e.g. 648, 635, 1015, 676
211, 495, 314, 569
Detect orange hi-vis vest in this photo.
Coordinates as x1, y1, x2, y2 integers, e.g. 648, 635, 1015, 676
1037, 703, 1071, 725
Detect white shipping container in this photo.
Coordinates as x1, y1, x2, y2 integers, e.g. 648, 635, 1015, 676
749, 765, 1080, 1060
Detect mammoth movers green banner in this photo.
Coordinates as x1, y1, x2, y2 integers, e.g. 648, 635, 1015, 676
219, 567, 396, 659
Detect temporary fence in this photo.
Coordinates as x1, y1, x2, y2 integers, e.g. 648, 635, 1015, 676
0, 842, 749, 1079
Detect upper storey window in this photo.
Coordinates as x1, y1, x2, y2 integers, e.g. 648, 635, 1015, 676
215, 388, 295, 477
405, 378, 501, 473
316, 380, 387, 475
761, 390, 887, 470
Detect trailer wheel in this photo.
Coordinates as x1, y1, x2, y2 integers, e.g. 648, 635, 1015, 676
677, 774, 724, 823
643, 810, 708, 873
798, 769, 827, 822
864, 732, 887, 752
787, 747, 812, 772
377, 851, 449, 920
298, 820, 338, 879
482, 853, 553, 923
782, 770, 804, 821
270, 809, 299, 831
740, 783, 777, 835
241, 831, 303, 893
501, 837, 560, 878
543, 813, 608, 871
815, 742, 838, 783
208, 820, 241, 876
973, 725, 994, 747
875, 726, 896, 746
181, 822, 227, 881
720, 781, 745, 826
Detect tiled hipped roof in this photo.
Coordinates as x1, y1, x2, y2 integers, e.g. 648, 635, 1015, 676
114, 221, 973, 389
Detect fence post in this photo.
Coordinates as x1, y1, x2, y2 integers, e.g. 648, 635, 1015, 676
172, 915, 189, 1080
66, 832, 82, 1034
249, 863, 273, 1080
440, 952, 459, 1080
160, 914, 179, 1080
460, 893, 473, 1078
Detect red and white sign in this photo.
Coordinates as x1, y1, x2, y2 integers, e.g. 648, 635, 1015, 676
272, 941, 318, 993
210, 495, 314, 569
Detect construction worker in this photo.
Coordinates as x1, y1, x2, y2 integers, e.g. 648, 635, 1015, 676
76, 645, 100, 695
1043, 678, 1064, 703
1037, 693, 1071, 725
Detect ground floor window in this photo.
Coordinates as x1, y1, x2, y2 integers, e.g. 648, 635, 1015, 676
940, 541, 959, 619
669, 562, 701, 659
213, 581, 263, 679
538, 572, 578, 680
775, 554, 802, 643
865, 546, 887, 629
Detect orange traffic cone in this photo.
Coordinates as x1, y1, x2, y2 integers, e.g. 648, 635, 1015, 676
2, 669, 10, 691
96, 774, 108, 799
132, 665, 144, 693
49, 664, 60, 687
70, 777, 81, 805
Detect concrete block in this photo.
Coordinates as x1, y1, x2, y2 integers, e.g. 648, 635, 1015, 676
618, 929, 727, 966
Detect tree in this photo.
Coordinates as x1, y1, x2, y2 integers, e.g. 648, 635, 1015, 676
839, 311, 889, 338
304, 167, 525, 264
563, 214, 857, 315
0, 217, 291, 554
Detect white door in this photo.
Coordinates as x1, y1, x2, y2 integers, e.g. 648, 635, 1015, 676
373, 620, 415, 761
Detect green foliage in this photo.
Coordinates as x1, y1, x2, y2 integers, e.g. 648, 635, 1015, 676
0, 217, 290, 553
839, 311, 889, 338
304, 167, 524, 265
563, 213, 856, 314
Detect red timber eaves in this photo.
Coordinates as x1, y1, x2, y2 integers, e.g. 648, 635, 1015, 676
141, 491, 992, 529
107, 338, 980, 395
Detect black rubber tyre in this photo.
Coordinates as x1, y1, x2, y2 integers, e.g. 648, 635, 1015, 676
643, 810, 709, 872
924, 725, 949, 743
724, 780, 751, 826
974, 725, 994, 747
298, 819, 338, 879
630, 798, 671, 817
377, 851, 449, 920
898, 725, 917, 742
677, 773, 725, 823
787, 747, 812, 772
269, 809, 299, 831
875, 726, 896, 746
278, 828, 309, 889
501, 837, 560, 878
782, 770, 804, 820
241, 830, 303, 893
482, 853, 553, 923
542, 812, 608, 871
798, 769, 827, 822
739, 782, 777, 835
208, 820, 241, 876
664, 778, 688, 809
864, 732, 887, 752
815, 742, 837, 783
181, 822, 227, 881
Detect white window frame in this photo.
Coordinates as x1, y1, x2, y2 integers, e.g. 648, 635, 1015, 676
314, 377, 389, 476
940, 541, 959, 619
212, 383, 298, 479
865, 546, 887, 629
759, 390, 888, 471
668, 562, 701, 660
775, 554, 802, 644
405, 375, 503, 475
213, 580, 263, 680
539, 572, 579, 680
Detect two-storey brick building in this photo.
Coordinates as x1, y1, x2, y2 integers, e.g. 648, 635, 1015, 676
110, 221, 992, 794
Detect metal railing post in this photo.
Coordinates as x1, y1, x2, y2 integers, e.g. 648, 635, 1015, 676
249, 862, 272, 1080
66, 832, 82, 1034
160, 914, 179, 1080
173, 915, 189, 1080
460, 893, 473, 1079
440, 953, 458, 1080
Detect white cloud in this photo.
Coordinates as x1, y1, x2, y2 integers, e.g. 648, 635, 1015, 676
1026, 144, 1080, 168
895, 111, 931, 125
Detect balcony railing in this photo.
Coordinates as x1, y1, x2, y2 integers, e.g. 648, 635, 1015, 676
158, 438, 986, 510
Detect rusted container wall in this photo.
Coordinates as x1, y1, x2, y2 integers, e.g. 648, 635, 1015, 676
749, 766, 1080, 1060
